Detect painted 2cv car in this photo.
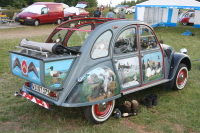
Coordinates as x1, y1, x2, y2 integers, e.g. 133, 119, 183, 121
10, 18, 191, 124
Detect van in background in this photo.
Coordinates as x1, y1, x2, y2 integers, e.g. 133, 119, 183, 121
15, 2, 64, 26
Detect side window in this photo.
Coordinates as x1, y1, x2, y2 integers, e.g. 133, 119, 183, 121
91, 31, 112, 59
114, 28, 136, 54
41, 7, 48, 14
140, 26, 157, 50
50, 30, 67, 44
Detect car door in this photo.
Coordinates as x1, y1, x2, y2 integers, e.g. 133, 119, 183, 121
139, 25, 164, 85
112, 26, 141, 91
40, 7, 51, 23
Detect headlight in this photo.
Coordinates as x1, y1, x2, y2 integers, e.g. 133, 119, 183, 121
26, 17, 32, 19
180, 48, 187, 54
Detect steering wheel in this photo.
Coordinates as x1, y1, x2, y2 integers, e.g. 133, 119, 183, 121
119, 39, 133, 53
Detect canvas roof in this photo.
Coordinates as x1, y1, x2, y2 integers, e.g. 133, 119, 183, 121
136, 0, 200, 10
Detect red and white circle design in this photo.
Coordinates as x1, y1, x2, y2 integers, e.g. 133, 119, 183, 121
21, 60, 28, 75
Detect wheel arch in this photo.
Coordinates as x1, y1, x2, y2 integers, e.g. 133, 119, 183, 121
163, 53, 191, 90
168, 53, 191, 80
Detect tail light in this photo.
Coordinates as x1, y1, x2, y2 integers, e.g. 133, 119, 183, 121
48, 91, 57, 97
24, 81, 30, 87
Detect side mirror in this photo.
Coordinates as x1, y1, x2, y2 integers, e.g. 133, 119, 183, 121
41, 11, 44, 14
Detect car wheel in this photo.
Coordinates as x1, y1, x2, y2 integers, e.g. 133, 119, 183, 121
34, 20, 39, 26
182, 22, 188, 26
173, 63, 188, 90
57, 19, 62, 25
127, 11, 130, 14
68, 17, 72, 20
84, 100, 115, 124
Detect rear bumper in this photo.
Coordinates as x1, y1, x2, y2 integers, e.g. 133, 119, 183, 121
15, 17, 35, 25
15, 88, 54, 110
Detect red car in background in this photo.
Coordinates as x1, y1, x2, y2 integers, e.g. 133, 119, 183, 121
64, 2, 89, 20
178, 10, 195, 26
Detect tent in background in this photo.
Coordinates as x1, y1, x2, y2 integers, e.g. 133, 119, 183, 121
134, 0, 200, 28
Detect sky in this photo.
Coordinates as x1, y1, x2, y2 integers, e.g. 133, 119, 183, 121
97, 0, 134, 7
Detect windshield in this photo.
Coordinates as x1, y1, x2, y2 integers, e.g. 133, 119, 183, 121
49, 24, 93, 48
23, 5, 46, 14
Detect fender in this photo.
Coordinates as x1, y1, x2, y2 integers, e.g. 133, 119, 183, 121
62, 67, 121, 107
163, 52, 191, 89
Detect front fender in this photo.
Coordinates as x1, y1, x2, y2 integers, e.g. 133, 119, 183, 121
168, 52, 191, 80
62, 67, 121, 107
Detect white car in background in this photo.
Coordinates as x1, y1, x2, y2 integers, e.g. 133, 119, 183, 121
129, 6, 135, 13
113, 7, 133, 14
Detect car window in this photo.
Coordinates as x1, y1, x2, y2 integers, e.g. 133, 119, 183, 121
140, 26, 157, 50
50, 30, 67, 44
114, 28, 136, 54
91, 31, 112, 59
67, 25, 92, 47
41, 7, 48, 14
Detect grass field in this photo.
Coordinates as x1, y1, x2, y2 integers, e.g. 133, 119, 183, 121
0, 15, 200, 133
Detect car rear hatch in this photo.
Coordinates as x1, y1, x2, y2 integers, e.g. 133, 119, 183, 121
10, 40, 77, 91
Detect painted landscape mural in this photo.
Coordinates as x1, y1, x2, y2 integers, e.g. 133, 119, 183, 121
66, 67, 120, 103
115, 57, 140, 88
142, 52, 163, 82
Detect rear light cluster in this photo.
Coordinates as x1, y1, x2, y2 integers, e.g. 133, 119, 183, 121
24, 81, 30, 87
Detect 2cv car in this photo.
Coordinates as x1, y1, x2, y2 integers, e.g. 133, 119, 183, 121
10, 18, 191, 124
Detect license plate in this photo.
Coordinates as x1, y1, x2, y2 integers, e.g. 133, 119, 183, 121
19, 19, 24, 22
31, 83, 51, 96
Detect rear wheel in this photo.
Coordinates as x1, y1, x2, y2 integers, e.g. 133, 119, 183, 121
57, 19, 62, 25
34, 20, 39, 26
173, 63, 188, 90
84, 100, 115, 124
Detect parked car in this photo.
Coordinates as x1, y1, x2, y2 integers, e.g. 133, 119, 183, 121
178, 10, 195, 25
10, 18, 191, 124
113, 7, 132, 14
129, 6, 136, 13
64, 2, 89, 20
15, 2, 65, 26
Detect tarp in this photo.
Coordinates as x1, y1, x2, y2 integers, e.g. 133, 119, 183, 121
136, 0, 200, 10
135, 0, 200, 28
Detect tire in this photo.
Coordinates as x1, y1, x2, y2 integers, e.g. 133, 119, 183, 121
84, 100, 115, 124
127, 11, 130, 14
173, 63, 188, 90
34, 20, 39, 26
57, 19, 62, 25
182, 22, 188, 26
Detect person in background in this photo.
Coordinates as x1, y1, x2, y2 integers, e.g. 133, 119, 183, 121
117, 8, 126, 19
93, 7, 102, 17
106, 9, 115, 18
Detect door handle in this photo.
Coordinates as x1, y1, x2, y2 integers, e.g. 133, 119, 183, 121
114, 59, 118, 63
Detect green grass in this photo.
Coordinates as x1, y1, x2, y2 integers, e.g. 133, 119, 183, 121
0, 18, 200, 132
